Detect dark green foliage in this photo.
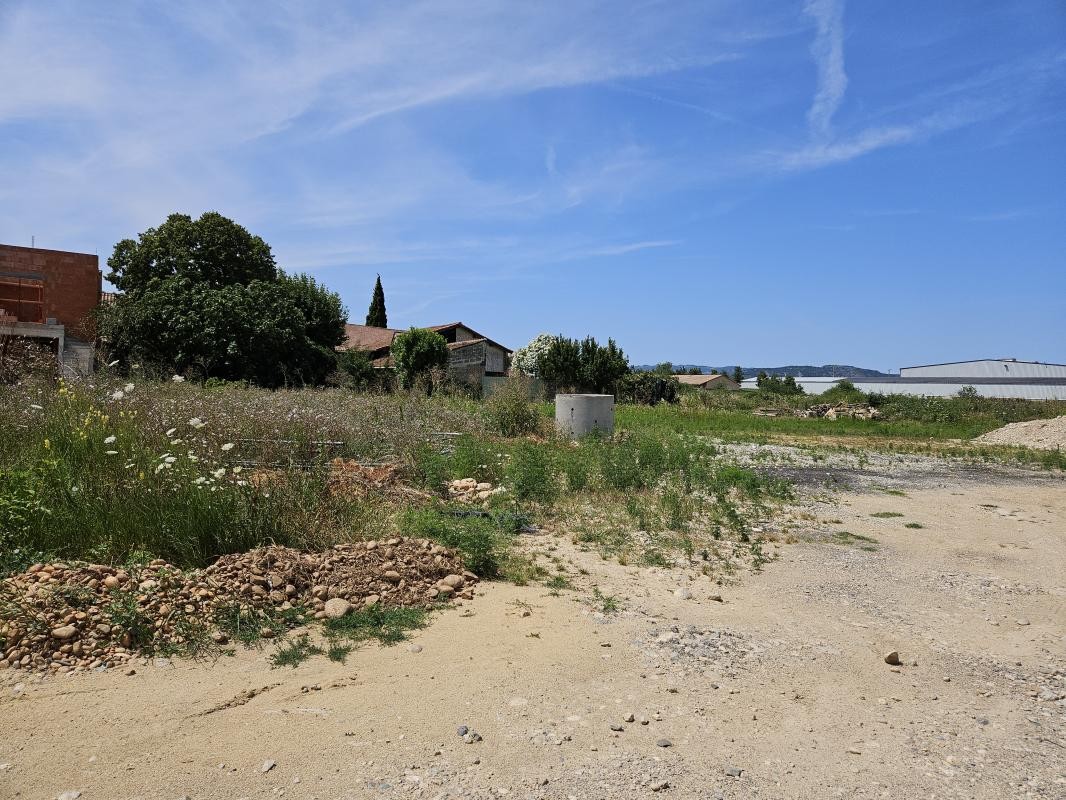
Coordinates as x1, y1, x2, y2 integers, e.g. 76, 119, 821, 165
732, 366, 744, 384
616, 372, 680, 405
539, 335, 630, 394
391, 327, 449, 390
580, 336, 630, 394
99, 213, 346, 387
539, 336, 583, 392
365, 275, 388, 328
818, 379, 866, 404
336, 348, 377, 389
756, 373, 806, 396
106, 211, 277, 295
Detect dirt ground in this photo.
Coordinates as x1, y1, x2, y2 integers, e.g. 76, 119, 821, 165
2, 465, 1064, 799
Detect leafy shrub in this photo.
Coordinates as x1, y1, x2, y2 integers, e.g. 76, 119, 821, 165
539, 335, 630, 394
391, 328, 449, 390
617, 372, 680, 405
336, 348, 378, 390
485, 374, 543, 437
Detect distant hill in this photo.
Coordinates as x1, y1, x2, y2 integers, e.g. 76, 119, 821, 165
636, 364, 896, 378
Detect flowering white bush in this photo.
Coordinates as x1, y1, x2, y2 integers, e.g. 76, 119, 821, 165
511, 333, 557, 378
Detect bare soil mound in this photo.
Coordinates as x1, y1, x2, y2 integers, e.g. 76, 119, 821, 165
975, 415, 1066, 450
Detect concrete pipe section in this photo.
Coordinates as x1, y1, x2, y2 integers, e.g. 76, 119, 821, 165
555, 394, 615, 438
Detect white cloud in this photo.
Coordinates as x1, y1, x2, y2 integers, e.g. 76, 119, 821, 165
803, 0, 848, 140
585, 240, 681, 257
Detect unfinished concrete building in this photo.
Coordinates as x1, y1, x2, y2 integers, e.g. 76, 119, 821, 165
0, 244, 102, 375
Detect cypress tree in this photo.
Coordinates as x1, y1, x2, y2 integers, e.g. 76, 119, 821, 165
732, 366, 743, 384
365, 275, 387, 327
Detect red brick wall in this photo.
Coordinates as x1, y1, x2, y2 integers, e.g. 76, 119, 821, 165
0, 244, 101, 332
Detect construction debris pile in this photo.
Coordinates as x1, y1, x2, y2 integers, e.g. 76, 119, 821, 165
754, 403, 881, 420
0, 539, 474, 675
448, 478, 505, 504
798, 403, 882, 420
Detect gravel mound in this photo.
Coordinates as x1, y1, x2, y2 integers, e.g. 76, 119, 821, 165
974, 416, 1066, 450
0, 539, 474, 674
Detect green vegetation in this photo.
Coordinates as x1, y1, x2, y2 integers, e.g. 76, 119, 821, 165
591, 587, 621, 613
99, 212, 346, 387
904, 522, 924, 529
485, 374, 543, 437
365, 274, 388, 328
391, 327, 450, 390
270, 634, 323, 668
324, 604, 429, 646
537, 335, 629, 394
833, 530, 878, 546
870, 511, 904, 518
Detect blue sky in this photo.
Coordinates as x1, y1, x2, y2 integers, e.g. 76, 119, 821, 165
1, 1, 1064, 371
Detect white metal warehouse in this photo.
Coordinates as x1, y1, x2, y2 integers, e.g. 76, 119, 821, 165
740, 359, 1066, 400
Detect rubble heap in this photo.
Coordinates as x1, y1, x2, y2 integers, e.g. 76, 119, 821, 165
800, 403, 882, 420
755, 403, 882, 420
448, 478, 505, 504
0, 539, 474, 674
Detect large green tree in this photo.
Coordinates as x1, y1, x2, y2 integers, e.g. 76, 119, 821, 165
390, 327, 449, 390
365, 275, 388, 328
106, 212, 277, 295
99, 212, 346, 387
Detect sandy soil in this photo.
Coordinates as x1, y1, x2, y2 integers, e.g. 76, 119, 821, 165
2, 469, 1064, 799
976, 416, 1066, 450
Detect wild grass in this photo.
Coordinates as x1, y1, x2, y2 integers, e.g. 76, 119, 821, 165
324, 604, 429, 646
270, 634, 323, 668
616, 391, 1066, 457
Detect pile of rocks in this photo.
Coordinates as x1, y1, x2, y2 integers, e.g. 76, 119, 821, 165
448, 478, 504, 504
799, 403, 881, 420
0, 539, 475, 674
205, 540, 477, 616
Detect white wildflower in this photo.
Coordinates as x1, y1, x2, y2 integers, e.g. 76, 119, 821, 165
155, 463, 165, 473
172, 375, 185, 382
221, 442, 235, 451
232, 466, 243, 475
123, 383, 134, 393
104, 435, 117, 444
165, 428, 177, 437
212, 468, 226, 479
110, 390, 125, 401
188, 417, 206, 429
105, 450, 119, 455
30, 404, 43, 410
164, 456, 177, 464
